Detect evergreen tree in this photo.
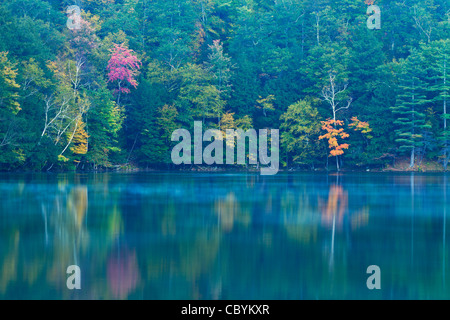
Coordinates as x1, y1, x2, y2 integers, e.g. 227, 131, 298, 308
391, 50, 431, 168
422, 40, 450, 169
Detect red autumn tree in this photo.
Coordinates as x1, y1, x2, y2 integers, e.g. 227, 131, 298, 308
107, 43, 141, 102
319, 119, 350, 157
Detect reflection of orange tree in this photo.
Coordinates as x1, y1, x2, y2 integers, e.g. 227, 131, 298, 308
318, 185, 369, 230
319, 185, 348, 228
319, 184, 370, 271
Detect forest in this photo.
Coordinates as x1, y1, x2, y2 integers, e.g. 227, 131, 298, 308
0, 0, 448, 172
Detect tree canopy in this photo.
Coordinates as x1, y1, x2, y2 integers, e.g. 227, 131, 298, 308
0, 0, 448, 171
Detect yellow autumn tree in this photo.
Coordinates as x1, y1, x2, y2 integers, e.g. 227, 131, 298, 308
0, 52, 20, 114
70, 119, 89, 156
349, 116, 373, 138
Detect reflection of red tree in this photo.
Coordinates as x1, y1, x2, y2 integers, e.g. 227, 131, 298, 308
107, 248, 140, 299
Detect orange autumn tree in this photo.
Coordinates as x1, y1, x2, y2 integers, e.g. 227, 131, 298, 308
319, 119, 349, 171
320, 117, 372, 171
319, 119, 350, 157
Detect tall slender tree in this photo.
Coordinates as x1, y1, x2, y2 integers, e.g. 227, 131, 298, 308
422, 40, 450, 169
391, 50, 431, 168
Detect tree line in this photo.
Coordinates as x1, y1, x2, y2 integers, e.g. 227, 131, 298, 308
0, 0, 448, 171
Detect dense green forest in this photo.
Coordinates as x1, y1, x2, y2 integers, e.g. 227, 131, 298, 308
0, 0, 448, 172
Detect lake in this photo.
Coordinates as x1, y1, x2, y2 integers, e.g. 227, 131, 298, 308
0, 172, 449, 300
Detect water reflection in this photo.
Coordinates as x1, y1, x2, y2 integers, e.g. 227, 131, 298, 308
0, 173, 449, 299
107, 246, 140, 300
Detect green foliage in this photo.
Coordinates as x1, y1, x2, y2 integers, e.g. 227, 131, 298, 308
390, 50, 432, 167
0, 52, 20, 114
0, 0, 448, 171
280, 98, 325, 168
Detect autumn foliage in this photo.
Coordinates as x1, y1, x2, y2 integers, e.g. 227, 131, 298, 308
107, 43, 142, 94
319, 119, 350, 157
70, 119, 89, 156
349, 116, 373, 138
319, 117, 373, 158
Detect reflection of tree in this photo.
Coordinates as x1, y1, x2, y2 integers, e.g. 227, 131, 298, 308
282, 188, 318, 244
4, 173, 450, 299
0, 174, 131, 299
107, 247, 140, 300
161, 202, 176, 236
0, 231, 19, 294
139, 187, 228, 299
319, 185, 347, 229
443, 176, 447, 289
317, 183, 369, 271
319, 185, 369, 231
46, 184, 89, 293
179, 234, 220, 299
44, 175, 144, 299
214, 192, 251, 232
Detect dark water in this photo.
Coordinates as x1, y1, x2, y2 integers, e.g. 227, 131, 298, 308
0, 172, 449, 300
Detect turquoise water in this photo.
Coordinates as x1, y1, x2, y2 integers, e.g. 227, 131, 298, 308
0, 172, 449, 300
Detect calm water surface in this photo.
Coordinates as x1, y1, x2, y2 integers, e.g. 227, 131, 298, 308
0, 172, 449, 300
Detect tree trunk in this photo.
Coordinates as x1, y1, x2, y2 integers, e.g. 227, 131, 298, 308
410, 147, 415, 168
333, 109, 340, 171
60, 119, 79, 156
315, 13, 320, 46
444, 59, 447, 170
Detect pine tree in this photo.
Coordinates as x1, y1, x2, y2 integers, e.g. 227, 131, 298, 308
205, 40, 233, 101
391, 50, 431, 168
422, 40, 450, 169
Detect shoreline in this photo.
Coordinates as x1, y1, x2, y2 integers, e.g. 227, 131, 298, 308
0, 165, 447, 174
0, 157, 447, 174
